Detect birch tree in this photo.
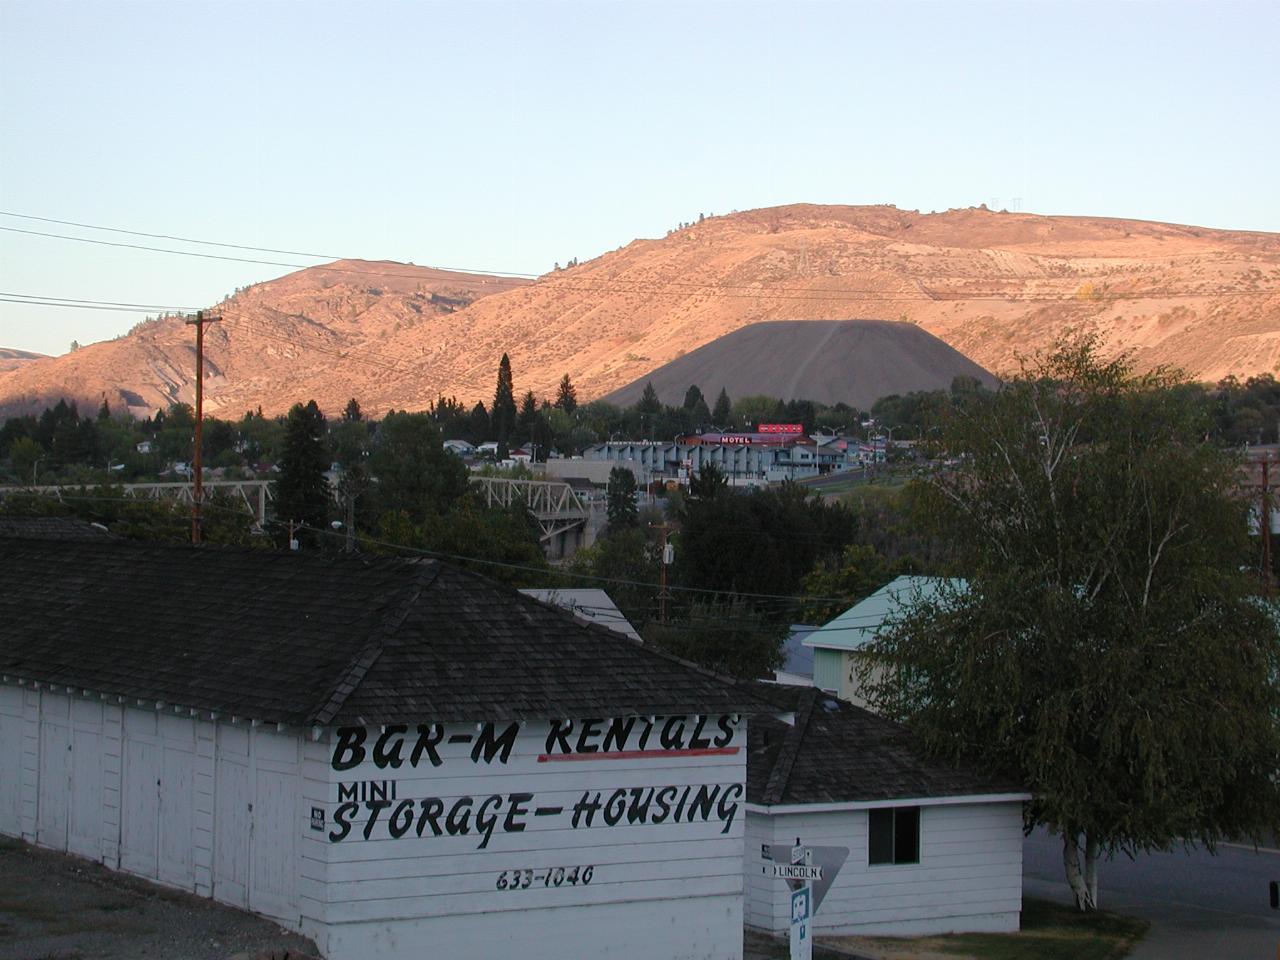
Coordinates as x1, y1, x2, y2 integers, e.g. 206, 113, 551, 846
864, 337, 1280, 910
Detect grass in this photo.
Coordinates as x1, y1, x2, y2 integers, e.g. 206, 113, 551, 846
829, 899, 1148, 960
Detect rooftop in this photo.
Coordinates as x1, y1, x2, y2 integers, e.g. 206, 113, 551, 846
0, 537, 760, 727
804, 575, 965, 652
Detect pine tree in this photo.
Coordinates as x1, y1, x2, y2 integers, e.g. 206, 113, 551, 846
492, 354, 517, 442
97, 397, 111, 421
343, 398, 363, 422
682, 385, 705, 411
637, 382, 661, 416
712, 388, 732, 425
606, 467, 639, 530
555, 374, 578, 413
274, 400, 331, 547
467, 402, 490, 444
517, 390, 538, 443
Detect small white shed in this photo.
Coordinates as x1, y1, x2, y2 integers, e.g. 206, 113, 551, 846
0, 535, 763, 960
743, 685, 1029, 937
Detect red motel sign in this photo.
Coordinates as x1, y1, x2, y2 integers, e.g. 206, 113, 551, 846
758, 424, 804, 435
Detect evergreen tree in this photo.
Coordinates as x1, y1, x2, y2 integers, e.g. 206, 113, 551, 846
682, 385, 705, 411
343, 398, 363, 422
712, 388, 732, 425
467, 402, 491, 443
97, 397, 111, 421
517, 390, 539, 444
637, 382, 661, 416
555, 373, 578, 413
605, 466, 639, 530
492, 353, 517, 442
274, 400, 331, 547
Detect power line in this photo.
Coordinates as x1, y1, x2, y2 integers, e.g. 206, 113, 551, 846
0, 292, 200, 311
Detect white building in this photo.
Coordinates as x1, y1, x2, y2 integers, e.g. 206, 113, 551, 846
0, 534, 762, 960
744, 684, 1029, 937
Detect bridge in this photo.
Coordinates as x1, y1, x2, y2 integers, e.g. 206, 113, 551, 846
0, 481, 272, 533
469, 476, 591, 558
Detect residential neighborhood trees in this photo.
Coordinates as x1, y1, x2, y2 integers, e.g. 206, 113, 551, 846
864, 338, 1280, 910
605, 466, 638, 530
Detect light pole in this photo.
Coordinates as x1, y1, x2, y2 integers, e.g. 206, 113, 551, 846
32, 457, 45, 486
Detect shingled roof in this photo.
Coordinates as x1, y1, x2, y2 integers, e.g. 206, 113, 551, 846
0, 537, 760, 726
744, 683, 1026, 806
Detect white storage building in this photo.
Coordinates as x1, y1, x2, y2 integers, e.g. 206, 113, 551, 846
0, 533, 763, 960
743, 685, 1030, 937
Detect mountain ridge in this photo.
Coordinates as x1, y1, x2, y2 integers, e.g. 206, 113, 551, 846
2, 204, 1277, 419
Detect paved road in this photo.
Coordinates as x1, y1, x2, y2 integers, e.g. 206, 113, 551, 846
1024, 827, 1280, 959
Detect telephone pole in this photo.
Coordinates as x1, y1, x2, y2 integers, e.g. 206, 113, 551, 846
185, 310, 221, 544
1261, 456, 1275, 595
651, 522, 674, 623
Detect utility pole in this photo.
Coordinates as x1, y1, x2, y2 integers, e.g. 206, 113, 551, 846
185, 310, 221, 544
651, 522, 674, 623
1261, 457, 1275, 595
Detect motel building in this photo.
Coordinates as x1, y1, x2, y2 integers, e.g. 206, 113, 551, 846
0, 532, 763, 960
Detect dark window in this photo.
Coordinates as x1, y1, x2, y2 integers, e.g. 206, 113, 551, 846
868, 806, 920, 865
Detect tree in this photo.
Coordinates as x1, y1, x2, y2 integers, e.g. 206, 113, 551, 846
7, 436, 44, 483
644, 600, 786, 679
688, 461, 727, 500
712, 388, 732, 425
97, 397, 111, 421
274, 400, 331, 546
636, 382, 661, 417
467, 401, 491, 443
864, 337, 1280, 911
517, 390, 539, 445
492, 353, 517, 442
555, 374, 578, 413
606, 466, 639, 530
343, 398, 363, 422
682, 385, 705, 411
367, 411, 470, 525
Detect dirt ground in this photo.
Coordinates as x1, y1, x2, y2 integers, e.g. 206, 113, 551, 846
0, 837, 319, 960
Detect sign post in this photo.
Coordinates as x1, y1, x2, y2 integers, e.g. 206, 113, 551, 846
763, 837, 849, 960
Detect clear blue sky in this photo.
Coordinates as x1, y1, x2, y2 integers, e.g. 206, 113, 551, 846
1, 0, 1276, 356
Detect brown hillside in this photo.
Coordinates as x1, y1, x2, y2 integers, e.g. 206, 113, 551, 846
3, 205, 1278, 418
0, 348, 47, 374
0, 262, 527, 418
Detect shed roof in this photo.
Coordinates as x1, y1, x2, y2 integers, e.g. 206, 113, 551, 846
0, 538, 760, 726
803, 575, 964, 652
744, 683, 1024, 807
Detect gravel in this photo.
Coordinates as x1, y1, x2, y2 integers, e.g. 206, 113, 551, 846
0, 837, 319, 960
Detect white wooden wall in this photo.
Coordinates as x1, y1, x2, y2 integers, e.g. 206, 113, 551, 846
745, 802, 1023, 936
0, 686, 304, 928
314, 716, 748, 960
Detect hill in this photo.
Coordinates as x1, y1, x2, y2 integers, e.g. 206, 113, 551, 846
0, 262, 527, 418
601, 320, 996, 409
0, 348, 47, 374
2, 204, 1277, 419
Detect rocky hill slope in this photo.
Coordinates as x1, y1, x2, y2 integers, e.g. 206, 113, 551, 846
0, 262, 527, 418
601, 320, 996, 410
0, 347, 48, 374
3, 205, 1277, 418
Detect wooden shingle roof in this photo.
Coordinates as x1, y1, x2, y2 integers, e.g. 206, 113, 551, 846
0, 538, 761, 726
744, 683, 1025, 806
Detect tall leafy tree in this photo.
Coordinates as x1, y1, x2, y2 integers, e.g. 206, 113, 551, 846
865, 337, 1280, 910
367, 411, 470, 525
274, 400, 332, 546
467, 401, 491, 443
555, 374, 578, 413
492, 353, 518, 442
605, 466, 639, 530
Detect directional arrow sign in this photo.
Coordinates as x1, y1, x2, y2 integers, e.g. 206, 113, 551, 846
764, 863, 823, 881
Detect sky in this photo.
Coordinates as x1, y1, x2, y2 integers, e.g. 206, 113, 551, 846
1, 0, 1277, 356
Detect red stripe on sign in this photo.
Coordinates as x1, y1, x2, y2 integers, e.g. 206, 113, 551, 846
537, 747, 740, 762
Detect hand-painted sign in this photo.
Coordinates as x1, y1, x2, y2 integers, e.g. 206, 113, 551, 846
325, 715, 744, 849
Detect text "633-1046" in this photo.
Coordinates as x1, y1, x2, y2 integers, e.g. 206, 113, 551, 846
497, 865, 595, 889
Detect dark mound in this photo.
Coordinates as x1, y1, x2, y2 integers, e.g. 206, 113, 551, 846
601, 320, 996, 409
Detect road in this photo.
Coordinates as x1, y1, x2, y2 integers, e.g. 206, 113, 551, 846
1023, 827, 1280, 959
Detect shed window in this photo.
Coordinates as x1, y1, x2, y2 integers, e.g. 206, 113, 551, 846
868, 806, 920, 865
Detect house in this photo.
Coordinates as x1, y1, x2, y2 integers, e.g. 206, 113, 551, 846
519, 588, 642, 642
772, 626, 816, 686
805, 576, 962, 708
442, 439, 475, 457
135, 440, 154, 455
0, 535, 762, 960
743, 684, 1029, 937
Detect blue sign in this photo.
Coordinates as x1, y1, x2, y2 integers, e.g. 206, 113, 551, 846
789, 886, 812, 960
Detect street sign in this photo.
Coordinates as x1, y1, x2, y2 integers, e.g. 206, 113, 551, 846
764, 843, 850, 914
789, 887, 812, 960
764, 863, 823, 881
